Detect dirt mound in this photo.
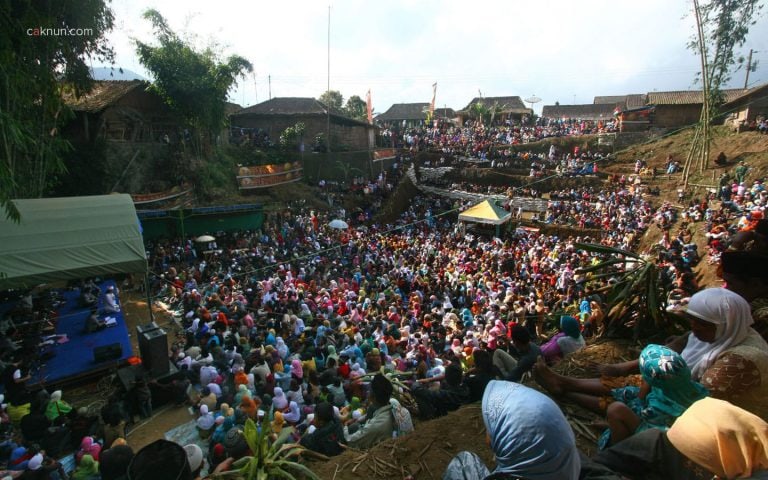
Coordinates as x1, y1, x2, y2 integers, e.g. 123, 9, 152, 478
307, 404, 493, 480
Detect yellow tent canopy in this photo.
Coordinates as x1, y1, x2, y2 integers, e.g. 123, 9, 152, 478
458, 199, 511, 225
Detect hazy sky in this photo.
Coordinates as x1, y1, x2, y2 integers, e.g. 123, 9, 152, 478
97, 0, 768, 114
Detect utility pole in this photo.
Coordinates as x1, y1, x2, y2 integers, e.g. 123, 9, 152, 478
268, 75, 271, 100
744, 49, 757, 88
326, 5, 331, 155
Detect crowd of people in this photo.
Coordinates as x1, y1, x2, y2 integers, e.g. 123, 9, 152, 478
3, 150, 768, 479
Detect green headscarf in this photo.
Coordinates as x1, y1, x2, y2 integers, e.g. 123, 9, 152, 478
639, 344, 709, 417
72, 454, 99, 480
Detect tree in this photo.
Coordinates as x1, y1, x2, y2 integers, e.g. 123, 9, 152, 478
318, 90, 343, 111
135, 9, 252, 156
344, 95, 367, 121
0, 0, 115, 221
683, 0, 762, 187
469, 101, 490, 126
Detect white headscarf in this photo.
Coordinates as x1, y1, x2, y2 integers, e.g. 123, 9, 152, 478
682, 288, 757, 379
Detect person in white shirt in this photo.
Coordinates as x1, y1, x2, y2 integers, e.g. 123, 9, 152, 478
104, 286, 120, 313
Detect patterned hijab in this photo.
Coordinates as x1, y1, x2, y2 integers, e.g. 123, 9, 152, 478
639, 344, 709, 417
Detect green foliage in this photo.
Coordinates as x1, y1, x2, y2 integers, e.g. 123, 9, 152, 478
574, 243, 677, 340
345, 95, 367, 122
318, 90, 343, 111
212, 410, 319, 480
0, 0, 115, 221
334, 160, 364, 182
279, 123, 306, 152
53, 139, 108, 195
135, 9, 252, 154
193, 147, 239, 201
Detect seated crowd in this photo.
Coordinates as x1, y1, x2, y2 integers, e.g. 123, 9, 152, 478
2, 162, 768, 479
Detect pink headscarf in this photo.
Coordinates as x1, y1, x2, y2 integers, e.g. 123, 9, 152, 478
290, 359, 303, 379
76, 436, 102, 463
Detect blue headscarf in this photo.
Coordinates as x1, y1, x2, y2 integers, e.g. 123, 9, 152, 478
579, 299, 591, 314
482, 381, 580, 480
560, 316, 581, 339
639, 344, 709, 417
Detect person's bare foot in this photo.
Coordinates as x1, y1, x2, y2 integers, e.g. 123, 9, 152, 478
533, 357, 564, 396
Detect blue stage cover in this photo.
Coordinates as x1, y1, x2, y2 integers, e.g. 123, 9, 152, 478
32, 280, 134, 385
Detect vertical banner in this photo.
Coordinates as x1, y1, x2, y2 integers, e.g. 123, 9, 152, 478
366, 89, 373, 124
428, 82, 437, 123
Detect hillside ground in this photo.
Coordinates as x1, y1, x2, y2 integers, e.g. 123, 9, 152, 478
93, 128, 768, 478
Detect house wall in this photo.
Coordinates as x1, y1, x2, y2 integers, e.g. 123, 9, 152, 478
231, 114, 372, 151
653, 105, 702, 128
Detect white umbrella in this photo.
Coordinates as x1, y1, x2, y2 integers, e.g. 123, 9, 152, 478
195, 235, 216, 243
328, 219, 349, 229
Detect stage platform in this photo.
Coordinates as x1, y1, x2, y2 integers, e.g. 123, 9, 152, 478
29, 280, 134, 387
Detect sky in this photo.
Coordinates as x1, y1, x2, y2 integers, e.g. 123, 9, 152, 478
96, 0, 768, 115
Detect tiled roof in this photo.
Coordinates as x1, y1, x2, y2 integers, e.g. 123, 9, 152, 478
541, 104, 617, 120
593, 94, 647, 109
64, 80, 148, 112
647, 89, 749, 105
225, 102, 243, 115
721, 82, 768, 107
232, 97, 370, 126
625, 94, 647, 108
233, 97, 332, 116
376, 103, 430, 121
593, 95, 628, 105
460, 96, 530, 114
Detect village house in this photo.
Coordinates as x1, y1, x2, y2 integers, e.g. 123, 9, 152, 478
375, 103, 457, 127
720, 83, 768, 131
63, 80, 181, 143
230, 97, 375, 151
458, 96, 532, 126
646, 89, 748, 128
540, 104, 617, 122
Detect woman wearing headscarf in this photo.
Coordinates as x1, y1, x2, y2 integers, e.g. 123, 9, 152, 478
45, 390, 72, 423
275, 337, 289, 360
444, 381, 580, 480
196, 404, 215, 439
283, 401, 301, 424
272, 387, 288, 411
290, 359, 304, 381
535, 288, 768, 420
76, 436, 102, 463
595, 397, 768, 480
239, 396, 258, 421
71, 454, 99, 480
598, 344, 708, 449
540, 316, 585, 364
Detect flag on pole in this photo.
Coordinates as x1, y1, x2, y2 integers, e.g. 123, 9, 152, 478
430, 82, 437, 118
366, 89, 373, 124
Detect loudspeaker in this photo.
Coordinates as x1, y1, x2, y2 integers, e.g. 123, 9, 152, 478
139, 328, 169, 376
136, 322, 159, 337
93, 343, 123, 363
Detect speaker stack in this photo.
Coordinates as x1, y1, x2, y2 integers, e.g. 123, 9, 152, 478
137, 322, 169, 377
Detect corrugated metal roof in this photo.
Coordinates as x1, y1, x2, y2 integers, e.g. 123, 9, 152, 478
64, 80, 148, 112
